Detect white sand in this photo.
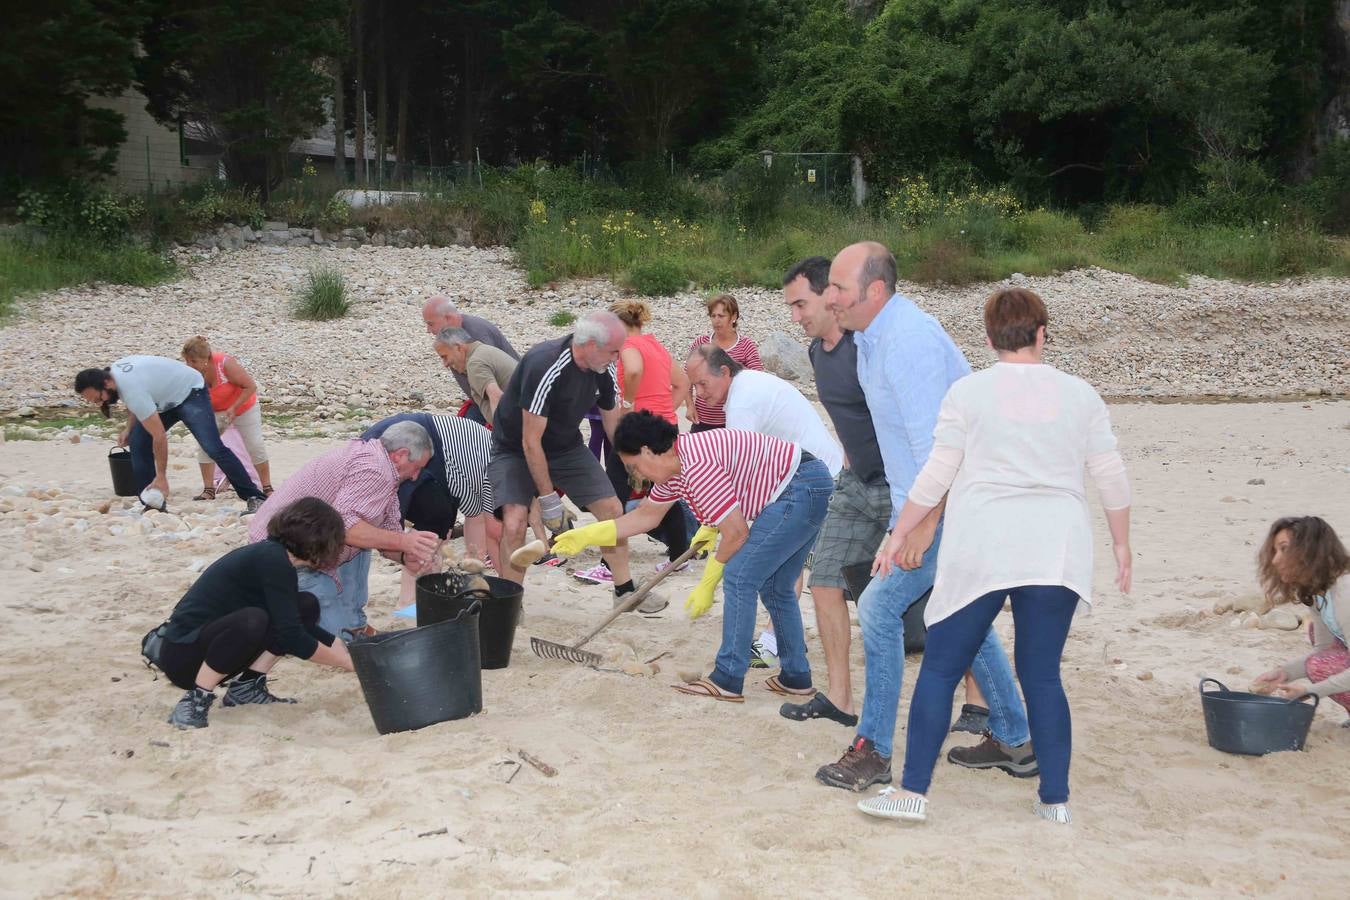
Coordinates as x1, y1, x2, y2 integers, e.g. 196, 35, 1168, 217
1, 400, 1349, 896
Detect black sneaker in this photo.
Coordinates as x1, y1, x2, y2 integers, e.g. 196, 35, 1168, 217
815, 737, 892, 792
951, 703, 990, 735
167, 687, 215, 729
946, 732, 1039, 778
243, 496, 265, 515
223, 674, 297, 707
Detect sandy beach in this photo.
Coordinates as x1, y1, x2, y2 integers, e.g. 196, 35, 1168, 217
1, 396, 1348, 897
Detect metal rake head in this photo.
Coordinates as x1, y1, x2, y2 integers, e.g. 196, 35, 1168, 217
530, 636, 603, 667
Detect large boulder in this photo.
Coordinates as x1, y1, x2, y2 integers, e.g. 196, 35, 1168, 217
757, 331, 813, 383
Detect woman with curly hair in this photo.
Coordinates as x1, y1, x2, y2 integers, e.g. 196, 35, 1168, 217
1250, 516, 1350, 722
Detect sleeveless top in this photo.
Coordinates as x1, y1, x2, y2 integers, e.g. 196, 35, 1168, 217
207, 352, 257, 414
617, 333, 677, 424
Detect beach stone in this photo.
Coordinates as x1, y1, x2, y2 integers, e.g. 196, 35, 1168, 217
757, 331, 813, 383
1259, 608, 1301, 631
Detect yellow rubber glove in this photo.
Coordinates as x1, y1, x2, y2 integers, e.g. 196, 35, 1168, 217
684, 557, 726, 620
549, 519, 618, 557
689, 524, 719, 553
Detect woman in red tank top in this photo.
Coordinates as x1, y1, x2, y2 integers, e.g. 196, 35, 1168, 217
182, 336, 272, 500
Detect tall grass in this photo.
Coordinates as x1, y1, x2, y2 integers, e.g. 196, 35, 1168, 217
293, 266, 350, 320
0, 235, 177, 316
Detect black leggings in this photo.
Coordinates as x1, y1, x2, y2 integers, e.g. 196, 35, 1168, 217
605, 447, 691, 562
158, 593, 334, 690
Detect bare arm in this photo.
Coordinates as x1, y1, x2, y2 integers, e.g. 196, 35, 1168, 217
711, 507, 750, 562
308, 638, 355, 671
521, 411, 555, 496
610, 498, 674, 539
670, 362, 691, 418
220, 357, 257, 416
599, 403, 623, 443
345, 519, 440, 570
619, 346, 643, 405
481, 381, 503, 422
1105, 506, 1132, 594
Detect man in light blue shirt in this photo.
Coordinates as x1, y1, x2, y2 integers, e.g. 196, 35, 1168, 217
812, 241, 1033, 794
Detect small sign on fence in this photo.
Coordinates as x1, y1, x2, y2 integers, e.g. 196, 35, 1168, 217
807, 169, 817, 183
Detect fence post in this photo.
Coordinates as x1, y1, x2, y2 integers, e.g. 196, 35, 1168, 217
851, 154, 867, 207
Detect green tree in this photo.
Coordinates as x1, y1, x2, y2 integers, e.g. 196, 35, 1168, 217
0, 1, 146, 195
136, 0, 347, 193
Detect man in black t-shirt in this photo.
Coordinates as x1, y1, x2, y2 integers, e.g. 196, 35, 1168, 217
487, 311, 663, 612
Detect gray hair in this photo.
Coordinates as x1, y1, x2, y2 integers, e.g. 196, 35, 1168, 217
574, 310, 624, 348
377, 420, 433, 459
690, 344, 743, 378
434, 326, 472, 348
426, 294, 458, 316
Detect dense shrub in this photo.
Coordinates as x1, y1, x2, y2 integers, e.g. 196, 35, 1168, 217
293, 266, 349, 320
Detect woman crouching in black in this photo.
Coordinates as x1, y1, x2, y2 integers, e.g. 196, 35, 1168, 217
151, 497, 356, 729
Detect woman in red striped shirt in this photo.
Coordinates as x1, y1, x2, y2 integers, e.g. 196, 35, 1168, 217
688, 294, 762, 432
551, 411, 834, 701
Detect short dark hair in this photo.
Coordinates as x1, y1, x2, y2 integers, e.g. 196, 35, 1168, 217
783, 256, 830, 294
74, 367, 109, 393
983, 288, 1049, 352
268, 497, 346, 569
691, 344, 743, 379
614, 410, 678, 455
859, 246, 897, 297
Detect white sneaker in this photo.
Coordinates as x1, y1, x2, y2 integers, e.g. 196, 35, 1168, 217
858, 787, 928, 822
748, 639, 778, 669
1033, 802, 1072, 824
655, 558, 690, 574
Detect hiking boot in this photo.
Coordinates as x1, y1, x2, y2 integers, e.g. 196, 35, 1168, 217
815, 737, 892, 792
950, 703, 990, 735
223, 674, 297, 707
167, 687, 215, 729
946, 733, 1039, 778
243, 496, 265, 515
614, 587, 668, 614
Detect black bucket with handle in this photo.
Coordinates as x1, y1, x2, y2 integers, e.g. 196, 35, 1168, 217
416, 572, 523, 669
108, 447, 139, 496
1199, 677, 1319, 755
841, 561, 928, 653
349, 599, 483, 735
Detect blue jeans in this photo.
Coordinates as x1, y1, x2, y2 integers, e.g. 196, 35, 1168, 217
901, 585, 1078, 803
129, 388, 265, 500
709, 458, 833, 695
856, 523, 1030, 758
297, 551, 374, 637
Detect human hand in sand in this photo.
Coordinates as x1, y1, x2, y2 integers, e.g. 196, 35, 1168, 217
550, 519, 618, 557
684, 557, 725, 619
689, 525, 718, 553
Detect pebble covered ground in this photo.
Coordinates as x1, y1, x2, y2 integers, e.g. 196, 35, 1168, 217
0, 245, 1345, 431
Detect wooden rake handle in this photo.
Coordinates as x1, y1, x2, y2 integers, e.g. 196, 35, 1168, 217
569, 541, 704, 651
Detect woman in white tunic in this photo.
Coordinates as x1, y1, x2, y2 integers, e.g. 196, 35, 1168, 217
857, 288, 1132, 826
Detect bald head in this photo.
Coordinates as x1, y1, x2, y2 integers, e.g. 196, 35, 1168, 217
827, 241, 896, 332
422, 294, 462, 334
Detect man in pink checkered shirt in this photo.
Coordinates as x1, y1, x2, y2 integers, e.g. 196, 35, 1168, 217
249, 421, 440, 637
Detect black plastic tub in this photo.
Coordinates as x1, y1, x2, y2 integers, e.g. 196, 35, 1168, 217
841, 561, 928, 653
108, 447, 139, 496
1200, 677, 1318, 755
416, 572, 523, 670
349, 601, 483, 735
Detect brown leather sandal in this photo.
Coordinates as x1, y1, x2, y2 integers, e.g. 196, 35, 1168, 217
192, 486, 217, 501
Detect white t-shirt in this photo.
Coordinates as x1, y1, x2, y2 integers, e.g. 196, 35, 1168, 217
724, 369, 844, 477
109, 355, 204, 421
924, 362, 1123, 625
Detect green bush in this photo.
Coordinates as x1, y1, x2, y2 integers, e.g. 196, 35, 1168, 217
293, 266, 349, 320
548, 310, 576, 326
17, 184, 146, 245
625, 258, 687, 296
179, 183, 264, 230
